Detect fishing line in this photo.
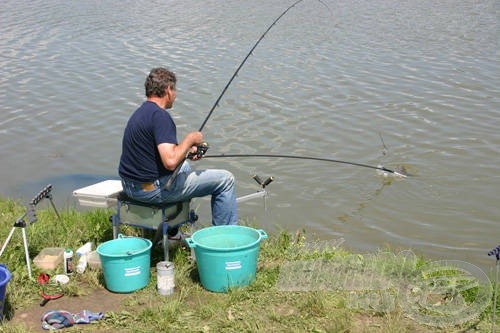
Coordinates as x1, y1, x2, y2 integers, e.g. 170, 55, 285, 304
203, 153, 408, 178
338, 135, 397, 223
167, 0, 315, 188
379, 132, 388, 156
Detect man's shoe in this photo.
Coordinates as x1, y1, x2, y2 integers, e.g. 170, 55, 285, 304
167, 230, 189, 248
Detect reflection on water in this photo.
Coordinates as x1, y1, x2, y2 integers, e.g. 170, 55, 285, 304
0, 0, 498, 272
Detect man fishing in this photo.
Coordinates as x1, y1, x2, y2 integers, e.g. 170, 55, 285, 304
118, 67, 238, 242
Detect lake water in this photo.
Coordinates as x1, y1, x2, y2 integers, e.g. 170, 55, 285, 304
0, 0, 498, 273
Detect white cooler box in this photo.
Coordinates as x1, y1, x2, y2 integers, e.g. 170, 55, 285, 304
73, 180, 123, 208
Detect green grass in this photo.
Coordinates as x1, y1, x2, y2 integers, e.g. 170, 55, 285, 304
0, 198, 497, 332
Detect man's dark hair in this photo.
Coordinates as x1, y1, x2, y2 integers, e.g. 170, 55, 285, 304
145, 67, 176, 98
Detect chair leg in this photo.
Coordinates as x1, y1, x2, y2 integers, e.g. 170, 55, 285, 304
162, 222, 169, 261
113, 198, 195, 262
111, 214, 120, 239
112, 200, 123, 239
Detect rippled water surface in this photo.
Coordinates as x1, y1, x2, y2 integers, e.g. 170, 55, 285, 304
1, 0, 498, 271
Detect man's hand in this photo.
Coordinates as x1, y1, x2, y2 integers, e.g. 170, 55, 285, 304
188, 146, 200, 160
158, 132, 204, 170
188, 142, 209, 160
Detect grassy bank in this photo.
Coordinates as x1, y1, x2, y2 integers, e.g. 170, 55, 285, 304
0, 198, 497, 332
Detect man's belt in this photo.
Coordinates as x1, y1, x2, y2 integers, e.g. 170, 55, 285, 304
141, 182, 155, 192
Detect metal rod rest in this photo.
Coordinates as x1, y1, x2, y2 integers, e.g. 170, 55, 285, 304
236, 190, 267, 203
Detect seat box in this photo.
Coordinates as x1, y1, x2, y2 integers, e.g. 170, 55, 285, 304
119, 201, 190, 229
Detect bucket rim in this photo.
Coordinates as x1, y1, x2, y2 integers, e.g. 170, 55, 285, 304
186, 225, 267, 251
96, 236, 152, 258
0, 264, 12, 285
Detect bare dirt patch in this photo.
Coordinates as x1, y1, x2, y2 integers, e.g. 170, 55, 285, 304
9, 287, 128, 332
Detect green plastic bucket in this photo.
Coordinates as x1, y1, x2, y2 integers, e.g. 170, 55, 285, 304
97, 235, 152, 293
0, 264, 11, 320
186, 226, 268, 292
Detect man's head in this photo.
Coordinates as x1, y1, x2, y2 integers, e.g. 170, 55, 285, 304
145, 67, 176, 98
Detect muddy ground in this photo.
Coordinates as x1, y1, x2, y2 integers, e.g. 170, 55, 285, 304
9, 287, 128, 332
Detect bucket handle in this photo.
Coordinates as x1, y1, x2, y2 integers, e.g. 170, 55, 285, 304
186, 238, 195, 249
117, 234, 149, 255
117, 233, 136, 255
257, 229, 268, 241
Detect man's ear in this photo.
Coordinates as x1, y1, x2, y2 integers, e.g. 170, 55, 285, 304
166, 86, 174, 98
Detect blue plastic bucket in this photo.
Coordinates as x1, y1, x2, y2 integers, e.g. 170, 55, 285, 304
97, 235, 152, 293
0, 264, 12, 320
186, 226, 268, 292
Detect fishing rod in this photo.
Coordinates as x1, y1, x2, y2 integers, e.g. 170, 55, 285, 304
199, 0, 307, 132
166, 0, 308, 189
203, 153, 409, 178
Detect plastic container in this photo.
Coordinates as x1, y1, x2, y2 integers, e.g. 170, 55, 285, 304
97, 235, 152, 293
76, 242, 92, 273
76, 242, 92, 256
0, 264, 12, 320
87, 251, 101, 269
64, 248, 74, 275
33, 248, 64, 270
156, 261, 175, 295
186, 226, 268, 292
76, 255, 87, 274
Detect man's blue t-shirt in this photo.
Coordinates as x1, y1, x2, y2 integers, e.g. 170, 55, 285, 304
119, 101, 178, 182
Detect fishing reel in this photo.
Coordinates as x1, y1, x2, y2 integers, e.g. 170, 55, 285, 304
188, 142, 209, 159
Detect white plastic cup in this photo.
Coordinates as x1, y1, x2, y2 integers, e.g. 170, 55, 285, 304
156, 261, 174, 296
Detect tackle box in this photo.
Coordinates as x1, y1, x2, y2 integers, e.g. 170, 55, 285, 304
73, 180, 123, 208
